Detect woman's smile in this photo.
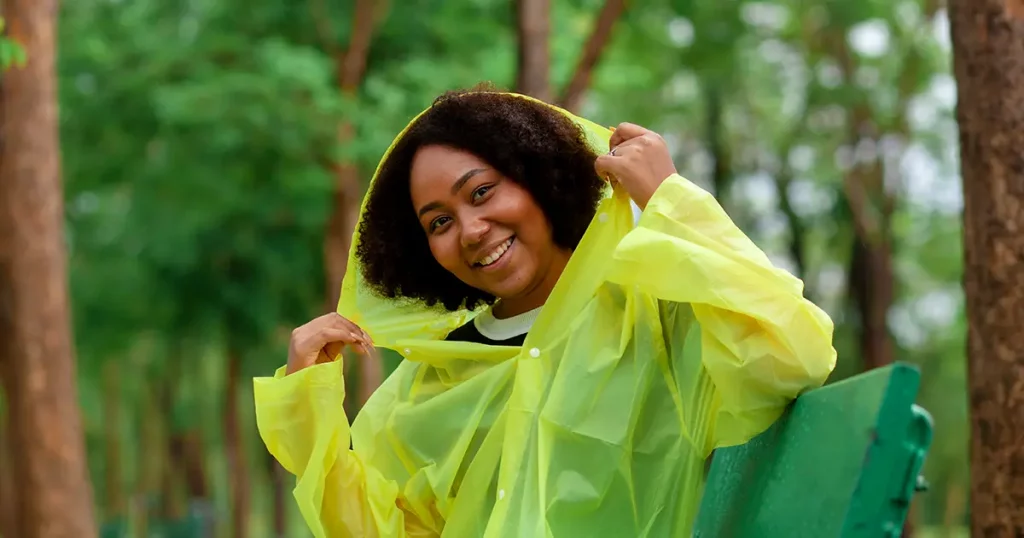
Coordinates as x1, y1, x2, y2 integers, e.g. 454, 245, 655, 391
472, 237, 515, 271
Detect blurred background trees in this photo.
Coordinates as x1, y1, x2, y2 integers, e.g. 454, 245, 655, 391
1, 0, 1016, 535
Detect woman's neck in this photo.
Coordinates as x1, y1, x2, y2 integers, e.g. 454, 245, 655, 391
491, 248, 570, 319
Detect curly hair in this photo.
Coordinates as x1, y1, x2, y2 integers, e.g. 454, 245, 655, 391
355, 87, 605, 311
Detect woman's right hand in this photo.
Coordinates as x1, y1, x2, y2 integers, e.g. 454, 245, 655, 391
287, 312, 374, 375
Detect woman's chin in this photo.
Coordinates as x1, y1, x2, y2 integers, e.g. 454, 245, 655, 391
485, 278, 542, 310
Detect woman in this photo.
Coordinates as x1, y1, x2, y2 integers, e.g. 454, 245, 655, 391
255, 88, 836, 537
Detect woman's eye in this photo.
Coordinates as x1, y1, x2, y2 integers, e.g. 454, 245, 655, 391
429, 216, 451, 232
471, 185, 493, 202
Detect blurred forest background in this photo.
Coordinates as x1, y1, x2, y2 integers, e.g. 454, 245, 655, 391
0, 0, 1016, 536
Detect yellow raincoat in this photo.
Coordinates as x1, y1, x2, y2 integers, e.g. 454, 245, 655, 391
254, 95, 836, 537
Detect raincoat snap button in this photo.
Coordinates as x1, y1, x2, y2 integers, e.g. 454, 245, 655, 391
598, 212, 609, 222
403, 348, 411, 355
529, 348, 540, 358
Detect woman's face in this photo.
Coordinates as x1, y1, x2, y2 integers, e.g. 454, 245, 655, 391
409, 144, 570, 314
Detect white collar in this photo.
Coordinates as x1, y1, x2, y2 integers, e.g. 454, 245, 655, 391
473, 305, 542, 341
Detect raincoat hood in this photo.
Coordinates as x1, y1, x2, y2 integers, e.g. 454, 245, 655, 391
336, 93, 621, 351
255, 92, 837, 538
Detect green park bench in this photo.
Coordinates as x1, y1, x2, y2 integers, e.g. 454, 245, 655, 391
694, 362, 933, 537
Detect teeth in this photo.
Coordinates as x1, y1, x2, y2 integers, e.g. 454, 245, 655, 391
478, 238, 513, 266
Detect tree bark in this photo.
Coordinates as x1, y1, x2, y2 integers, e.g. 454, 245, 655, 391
557, 0, 626, 112
158, 358, 185, 522
267, 451, 287, 538
848, 230, 896, 370
322, 0, 375, 311
0, 406, 18, 538
224, 348, 250, 538
317, 0, 383, 416
949, 0, 1024, 534
828, 25, 898, 372
0, 0, 99, 536
174, 431, 209, 500
102, 360, 125, 521
704, 83, 733, 209
515, 0, 551, 101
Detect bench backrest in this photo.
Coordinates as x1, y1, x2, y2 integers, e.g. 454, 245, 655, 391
693, 362, 933, 538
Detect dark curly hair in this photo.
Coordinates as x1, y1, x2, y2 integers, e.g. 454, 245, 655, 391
355, 87, 605, 311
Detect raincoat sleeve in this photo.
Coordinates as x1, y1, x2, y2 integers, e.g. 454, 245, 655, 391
605, 173, 837, 450
253, 360, 433, 538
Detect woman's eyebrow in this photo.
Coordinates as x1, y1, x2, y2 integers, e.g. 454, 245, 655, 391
450, 168, 487, 195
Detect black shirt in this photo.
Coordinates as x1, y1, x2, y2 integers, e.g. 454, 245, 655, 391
444, 320, 527, 346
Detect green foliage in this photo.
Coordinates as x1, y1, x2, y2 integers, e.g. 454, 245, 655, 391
48, 0, 966, 535
0, 18, 26, 70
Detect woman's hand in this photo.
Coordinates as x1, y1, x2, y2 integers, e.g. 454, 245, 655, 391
287, 312, 374, 375
594, 122, 677, 210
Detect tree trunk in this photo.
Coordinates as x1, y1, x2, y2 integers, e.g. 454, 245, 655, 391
267, 451, 287, 538
704, 83, 733, 209
135, 376, 164, 538
224, 348, 249, 538
320, 0, 383, 416
158, 358, 185, 522
102, 360, 125, 521
175, 431, 209, 500
0, 406, 18, 538
819, 24, 900, 374
775, 166, 808, 283
515, 0, 551, 101
322, 0, 376, 311
171, 430, 212, 537
839, 88, 897, 373
0, 0, 99, 536
848, 234, 896, 370
557, 0, 626, 112
949, 0, 1024, 534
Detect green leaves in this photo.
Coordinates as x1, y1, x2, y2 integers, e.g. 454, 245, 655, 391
0, 18, 27, 70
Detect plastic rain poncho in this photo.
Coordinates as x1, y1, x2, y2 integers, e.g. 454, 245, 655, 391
254, 95, 837, 537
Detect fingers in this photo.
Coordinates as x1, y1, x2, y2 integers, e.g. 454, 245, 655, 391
609, 122, 650, 148
312, 312, 372, 346
288, 312, 374, 371
595, 142, 637, 181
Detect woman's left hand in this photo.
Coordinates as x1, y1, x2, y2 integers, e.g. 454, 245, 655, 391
594, 122, 677, 210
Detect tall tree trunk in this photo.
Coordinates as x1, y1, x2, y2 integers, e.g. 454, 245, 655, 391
102, 360, 125, 522
267, 451, 287, 538
557, 0, 626, 112
317, 0, 384, 417
174, 431, 209, 500
848, 232, 896, 370
135, 375, 165, 538
0, 0, 98, 536
170, 430, 211, 536
0, 405, 17, 538
949, 0, 1024, 534
775, 165, 808, 283
158, 357, 185, 522
322, 0, 376, 311
829, 24, 898, 372
704, 83, 733, 209
515, 0, 551, 101
224, 348, 249, 538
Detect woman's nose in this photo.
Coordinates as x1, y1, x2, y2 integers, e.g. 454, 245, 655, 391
460, 216, 490, 247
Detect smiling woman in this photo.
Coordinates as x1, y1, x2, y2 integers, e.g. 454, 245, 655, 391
357, 88, 605, 316
255, 87, 837, 537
